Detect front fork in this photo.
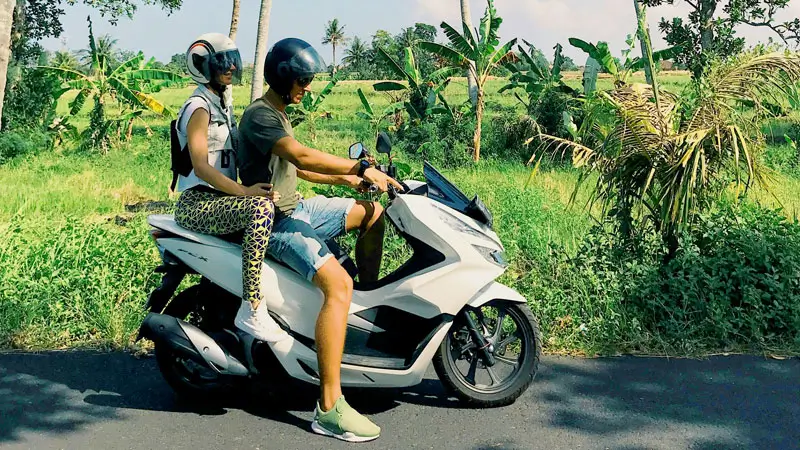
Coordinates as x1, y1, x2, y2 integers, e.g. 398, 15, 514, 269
461, 309, 496, 367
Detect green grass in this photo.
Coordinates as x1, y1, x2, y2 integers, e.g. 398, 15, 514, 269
2, 74, 798, 355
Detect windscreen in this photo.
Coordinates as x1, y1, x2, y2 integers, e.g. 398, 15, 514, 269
423, 161, 470, 212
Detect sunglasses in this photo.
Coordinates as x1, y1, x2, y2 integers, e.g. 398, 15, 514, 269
297, 77, 313, 88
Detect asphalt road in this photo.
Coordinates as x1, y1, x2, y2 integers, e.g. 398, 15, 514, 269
0, 351, 797, 450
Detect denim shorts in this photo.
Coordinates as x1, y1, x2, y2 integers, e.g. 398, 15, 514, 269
266, 195, 356, 281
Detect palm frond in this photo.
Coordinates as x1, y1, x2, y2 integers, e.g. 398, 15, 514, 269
356, 88, 374, 116
427, 66, 460, 84
376, 48, 416, 85
482, 38, 517, 81
111, 53, 144, 78
440, 22, 475, 59
417, 42, 469, 68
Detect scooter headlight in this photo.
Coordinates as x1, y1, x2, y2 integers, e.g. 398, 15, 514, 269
472, 244, 508, 268
437, 208, 492, 241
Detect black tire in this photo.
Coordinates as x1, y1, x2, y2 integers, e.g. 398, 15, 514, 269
433, 301, 541, 407
154, 342, 237, 402
161, 284, 203, 324
155, 282, 240, 401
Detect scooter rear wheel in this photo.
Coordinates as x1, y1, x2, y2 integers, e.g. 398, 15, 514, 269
155, 283, 240, 401
433, 301, 541, 407
154, 343, 237, 401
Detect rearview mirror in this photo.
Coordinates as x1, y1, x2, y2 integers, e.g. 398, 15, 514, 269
349, 142, 366, 159
376, 132, 392, 155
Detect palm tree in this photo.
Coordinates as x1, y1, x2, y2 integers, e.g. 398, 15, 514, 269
250, 0, 273, 101
51, 50, 79, 70
460, 0, 478, 107
396, 27, 417, 50
322, 18, 347, 75
419, 0, 516, 161
229, 0, 240, 41
342, 36, 368, 70
78, 34, 118, 72
533, 51, 800, 250
0, 0, 17, 129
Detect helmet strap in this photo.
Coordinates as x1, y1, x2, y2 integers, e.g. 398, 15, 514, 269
208, 79, 227, 109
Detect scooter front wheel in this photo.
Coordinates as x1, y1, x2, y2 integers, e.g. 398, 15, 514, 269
433, 301, 541, 407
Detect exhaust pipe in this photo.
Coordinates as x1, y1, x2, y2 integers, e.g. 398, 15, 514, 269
139, 313, 249, 377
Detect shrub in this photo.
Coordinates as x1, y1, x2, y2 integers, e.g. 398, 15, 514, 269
631, 203, 800, 349
0, 130, 51, 166
528, 202, 800, 354
529, 90, 581, 139
393, 114, 475, 168
1, 68, 61, 131
483, 113, 539, 163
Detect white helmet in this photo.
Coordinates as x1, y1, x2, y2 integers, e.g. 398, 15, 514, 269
185, 33, 243, 85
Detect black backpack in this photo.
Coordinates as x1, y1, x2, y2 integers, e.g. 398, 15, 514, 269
169, 118, 193, 192
169, 95, 211, 192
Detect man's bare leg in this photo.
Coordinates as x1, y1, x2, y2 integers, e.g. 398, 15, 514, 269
311, 258, 353, 411
346, 201, 385, 283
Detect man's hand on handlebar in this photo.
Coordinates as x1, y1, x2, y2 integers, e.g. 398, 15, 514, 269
363, 167, 404, 193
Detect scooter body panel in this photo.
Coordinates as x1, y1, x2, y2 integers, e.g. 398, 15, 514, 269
145, 182, 527, 389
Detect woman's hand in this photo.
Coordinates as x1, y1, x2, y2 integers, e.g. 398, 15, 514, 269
242, 183, 280, 204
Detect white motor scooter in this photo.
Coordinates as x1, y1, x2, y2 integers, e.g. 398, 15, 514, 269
137, 132, 541, 406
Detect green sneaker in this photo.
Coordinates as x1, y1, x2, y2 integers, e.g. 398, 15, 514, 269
311, 396, 381, 443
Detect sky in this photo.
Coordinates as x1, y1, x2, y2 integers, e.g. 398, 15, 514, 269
40, 0, 800, 65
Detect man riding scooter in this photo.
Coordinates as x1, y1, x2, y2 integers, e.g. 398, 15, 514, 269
237, 37, 404, 443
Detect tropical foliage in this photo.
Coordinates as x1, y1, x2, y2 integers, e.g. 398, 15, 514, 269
322, 18, 347, 75
569, 34, 681, 86
532, 50, 800, 250
285, 76, 339, 129
372, 46, 459, 122
39, 17, 186, 151
418, 0, 516, 161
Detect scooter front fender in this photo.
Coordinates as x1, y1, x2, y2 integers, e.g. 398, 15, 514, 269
468, 282, 527, 308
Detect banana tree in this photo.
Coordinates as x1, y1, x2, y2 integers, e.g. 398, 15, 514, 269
355, 87, 404, 137
372, 46, 459, 122
569, 35, 680, 87
41, 17, 185, 152
418, 0, 516, 161
500, 41, 578, 110
286, 76, 339, 128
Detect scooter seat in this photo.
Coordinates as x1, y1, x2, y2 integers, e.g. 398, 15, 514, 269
147, 214, 241, 250
147, 214, 358, 278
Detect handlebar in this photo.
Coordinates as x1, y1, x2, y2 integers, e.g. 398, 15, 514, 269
356, 159, 408, 201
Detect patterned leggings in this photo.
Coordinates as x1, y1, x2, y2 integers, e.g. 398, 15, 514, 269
175, 188, 275, 307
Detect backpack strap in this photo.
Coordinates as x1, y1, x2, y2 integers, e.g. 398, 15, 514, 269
169, 95, 212, 192
169, 94, 235, 192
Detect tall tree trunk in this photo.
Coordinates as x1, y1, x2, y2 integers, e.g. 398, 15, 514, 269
0, 0, 16, 130
633, 0, 655, 86
332, 43, 336, 76
473, 88, 484, 161
698, 0, 716, 53
460, 0, 478, 107
229, 0, 240, 41
250, 0, 273, 101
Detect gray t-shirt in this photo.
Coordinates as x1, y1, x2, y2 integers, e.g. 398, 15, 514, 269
238, 98, 299, 216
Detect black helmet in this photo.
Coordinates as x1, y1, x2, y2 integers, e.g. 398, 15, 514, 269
264, 38, 327, 101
